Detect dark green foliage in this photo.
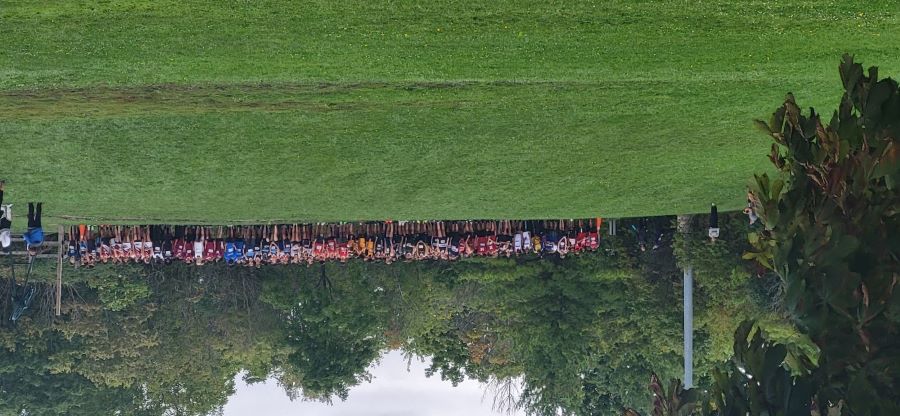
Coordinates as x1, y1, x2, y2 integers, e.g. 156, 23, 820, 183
262, 264, 387, 402
622, 373, 703, 416
629, 55, 899, 416
705, 322, 816, 416
0, 347, 152, 416
582, 354, 670, 416
84, 268, 151, 312
419, 326, 471, 386
0, 264, 284, 416
1, 231, 766, 416
748, 54, 899, 415
649, 373, 700, 416
673, 213, 756, 299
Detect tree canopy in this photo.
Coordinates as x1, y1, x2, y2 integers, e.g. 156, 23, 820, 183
1, 218, 769, 416
627, 54, 899, 416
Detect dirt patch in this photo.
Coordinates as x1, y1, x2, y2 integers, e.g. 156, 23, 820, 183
0, 80, 581, 119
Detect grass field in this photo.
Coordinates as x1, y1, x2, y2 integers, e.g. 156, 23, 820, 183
1, 0, 899, 224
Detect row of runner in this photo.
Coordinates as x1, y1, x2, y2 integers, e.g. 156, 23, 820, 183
64, 219, 606, 267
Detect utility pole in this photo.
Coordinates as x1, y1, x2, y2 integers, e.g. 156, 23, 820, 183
677, 214, 694, 388
683, 265, 693, 388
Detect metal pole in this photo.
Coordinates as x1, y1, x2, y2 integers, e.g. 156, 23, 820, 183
683, 265, 694, 388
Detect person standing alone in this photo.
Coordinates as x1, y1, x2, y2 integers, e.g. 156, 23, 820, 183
24, 201, 44, 256
708, 203, 720, 242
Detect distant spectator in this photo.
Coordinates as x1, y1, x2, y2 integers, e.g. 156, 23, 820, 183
708, 203, 720, 242
24, 202, 44, 255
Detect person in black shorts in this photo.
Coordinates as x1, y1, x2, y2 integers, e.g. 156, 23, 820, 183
24, 202, 44, 256
708, 203, 720, 242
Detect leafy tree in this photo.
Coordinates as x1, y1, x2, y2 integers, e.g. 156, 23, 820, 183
443, 257, 683, 416
0, 341, 154, 416
744, 55, 899, 414
262, 263, 388, 402
1, 228, 762, 416
628, 55, 899, 416
84, 268, 151, 312
1, 263, 288, 416
673, 212, 755, 301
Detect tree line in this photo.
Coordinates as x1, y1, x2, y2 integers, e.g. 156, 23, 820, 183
1, 211, 771, 416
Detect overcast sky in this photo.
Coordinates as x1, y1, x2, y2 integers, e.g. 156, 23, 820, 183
222, 350, 523, 416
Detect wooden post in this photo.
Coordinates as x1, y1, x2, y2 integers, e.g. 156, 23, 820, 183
56, 225, 63, 316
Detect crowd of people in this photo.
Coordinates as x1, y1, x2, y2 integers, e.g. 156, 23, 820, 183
63, 219, 607, 267
3, 175, 750, 268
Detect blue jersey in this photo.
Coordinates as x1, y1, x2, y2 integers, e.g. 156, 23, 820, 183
234, 241, 245, 259
24, 227, 44, 247
224, 241, 236, 263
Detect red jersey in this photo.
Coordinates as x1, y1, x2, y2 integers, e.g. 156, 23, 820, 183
214, 241, 225, 259
486, 237, 498, 255
477, 237, 488, 256
313, 240, 325, 259
338, 243, 350, 260
575, 232, 587, 251
174, 239, 185, 259
203, 241, 214, 259
326, 240, 337, 259
588, 232, 600, 250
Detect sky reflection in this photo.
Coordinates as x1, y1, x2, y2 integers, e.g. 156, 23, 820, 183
224, 351, 521, 416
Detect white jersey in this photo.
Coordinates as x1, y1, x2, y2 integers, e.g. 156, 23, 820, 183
0, 229, 10, 249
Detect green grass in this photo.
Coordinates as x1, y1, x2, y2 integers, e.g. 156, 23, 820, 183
1, 0, 899, 224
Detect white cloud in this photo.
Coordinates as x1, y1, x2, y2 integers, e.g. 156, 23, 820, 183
223, 350, 523, 416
